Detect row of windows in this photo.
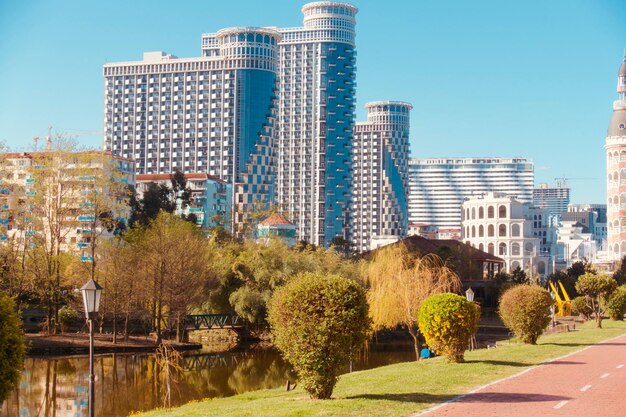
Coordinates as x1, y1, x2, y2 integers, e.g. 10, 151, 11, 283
465, 223, 521, 238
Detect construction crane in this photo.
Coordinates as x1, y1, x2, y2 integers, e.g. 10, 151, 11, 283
553, 177, 598, 188
32, 126, 53, 152
32, 127, 103, 152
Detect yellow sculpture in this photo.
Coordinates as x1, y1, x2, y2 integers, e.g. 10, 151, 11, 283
549, 281, 572, 316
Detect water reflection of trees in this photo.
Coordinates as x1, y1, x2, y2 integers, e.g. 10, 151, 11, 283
0, 347, 413, 417
0, 350, 293, 417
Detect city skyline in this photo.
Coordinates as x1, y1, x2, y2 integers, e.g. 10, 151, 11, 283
0, 0, 625, 205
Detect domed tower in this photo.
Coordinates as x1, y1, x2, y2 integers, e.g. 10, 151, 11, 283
606, 55, 626, 260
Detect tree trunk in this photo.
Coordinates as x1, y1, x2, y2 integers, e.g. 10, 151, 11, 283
408, 324, 421, 361
124, 312, 130, 342
112, 305, 118, 344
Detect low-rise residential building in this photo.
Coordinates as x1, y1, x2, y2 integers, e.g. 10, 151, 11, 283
256, 213, 296, 247
135, 173, 231, 230
0, 151, 135, 261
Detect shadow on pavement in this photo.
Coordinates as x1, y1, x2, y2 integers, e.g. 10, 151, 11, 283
346, 392, 570, 404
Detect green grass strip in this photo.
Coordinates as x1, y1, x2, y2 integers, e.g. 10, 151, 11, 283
134, 320, 626, 417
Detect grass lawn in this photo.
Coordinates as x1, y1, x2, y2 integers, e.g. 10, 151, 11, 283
134, 320, 626, 417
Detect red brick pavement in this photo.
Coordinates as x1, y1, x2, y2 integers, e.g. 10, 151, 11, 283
412, 334, 626, 417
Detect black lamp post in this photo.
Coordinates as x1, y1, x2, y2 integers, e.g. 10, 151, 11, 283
81, 279, 102, 417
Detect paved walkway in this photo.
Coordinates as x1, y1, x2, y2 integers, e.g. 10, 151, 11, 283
413, 333, 626, 417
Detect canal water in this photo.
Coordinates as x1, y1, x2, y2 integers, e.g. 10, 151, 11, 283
0, 343, 416, 417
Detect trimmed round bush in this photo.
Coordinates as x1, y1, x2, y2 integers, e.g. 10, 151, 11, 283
571, 296, 592, 320
418, 293, 480, 363
58, 306, 79, 332
267, 273, 371, 399
0, 292, 26, 402
498, 285, 552, 344
607, 285, 626, 321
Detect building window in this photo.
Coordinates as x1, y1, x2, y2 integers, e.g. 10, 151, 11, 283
499, 205, 507, 218
488, 243, 494, 255
512, 224, 520, 237
499, 242, 507, 256
479, 225, 484, 237
512, 242, 520, 256
499, 224, 507, 237
488, 206, 495, 218
479, 207, 484, 219
488, 224, 494, 237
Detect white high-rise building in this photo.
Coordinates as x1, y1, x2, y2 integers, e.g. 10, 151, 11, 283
203, 2, 358, 246
408, 158, 534, 233
105, 2, 357, 245
533, 181, 570, 223
606, 55, 626, 261
352, 101, 411, 252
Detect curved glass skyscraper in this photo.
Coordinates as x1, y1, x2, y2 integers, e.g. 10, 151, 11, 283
103, 27, 280, 236
352, 101, 412, 252
105, 2, 358, 243
275, 2, 358, 247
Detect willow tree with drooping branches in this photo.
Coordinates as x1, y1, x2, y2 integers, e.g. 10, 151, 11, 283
365, 244, 461, 360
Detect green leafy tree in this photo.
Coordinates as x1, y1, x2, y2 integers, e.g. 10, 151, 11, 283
575, 273, 617, 328
511, 266, 528, 284
571, 296, 593, 320
418, 293, 480, 363
222, 239, 359, 324
268, 272, 371, 399
612, 256, 626, 286
607, 284, 626, 321
130, 170, 195, 227
0, 292, 26, 402
499, 285, 552, 344
546, 270, 578, 298
137, 212, 212, 343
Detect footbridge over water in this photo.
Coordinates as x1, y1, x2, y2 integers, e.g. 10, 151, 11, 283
167, 314, 243, 331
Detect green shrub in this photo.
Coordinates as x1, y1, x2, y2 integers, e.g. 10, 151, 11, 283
0, 292, 26, 402
418, 293, 480, 363
267, 272, 371, 399
58, 306, 79, 332
575, 273, 618, 328
607, 285, 626, 321
498, 285, 551, 344
571, 296, 592, 320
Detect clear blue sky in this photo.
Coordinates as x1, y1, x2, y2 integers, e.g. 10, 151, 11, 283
0, 0, 624, 204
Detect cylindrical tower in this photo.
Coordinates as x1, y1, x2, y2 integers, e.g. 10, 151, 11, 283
216, 27, 281, 71
365, 101, 413, 128
302, 2, 357, 45
605, 56, 626, 260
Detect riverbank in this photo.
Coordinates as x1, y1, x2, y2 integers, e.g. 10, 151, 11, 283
26, 333, 202, 356
135, 320, 626, 417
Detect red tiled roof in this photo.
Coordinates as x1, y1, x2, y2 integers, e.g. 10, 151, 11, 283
259, 213, 294, 226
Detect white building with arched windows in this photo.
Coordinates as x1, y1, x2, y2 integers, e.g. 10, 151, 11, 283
461, 192, 555, 278
605, 55, 626, 261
